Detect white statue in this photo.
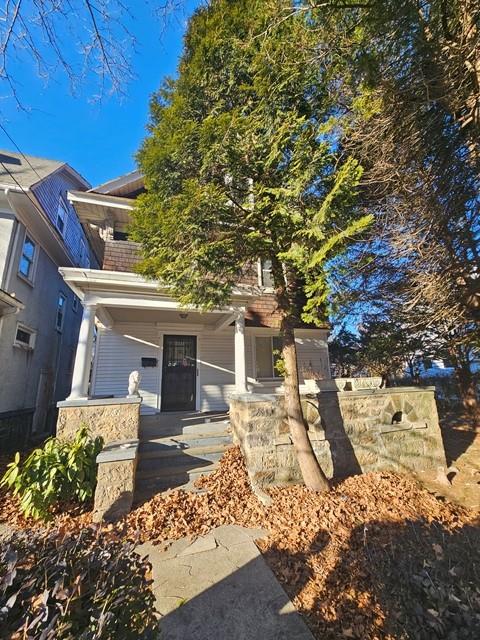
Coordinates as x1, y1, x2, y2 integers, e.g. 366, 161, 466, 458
128, 370, 141, 397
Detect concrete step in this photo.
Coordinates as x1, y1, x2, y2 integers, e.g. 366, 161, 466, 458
139, 431, 232, 452
137, 448, 225, 472
139, 421, 230, 440
138, 442, 231, 461
134, 463, 219, 502
181, 420, 230, 435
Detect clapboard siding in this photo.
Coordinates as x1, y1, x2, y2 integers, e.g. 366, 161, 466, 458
92, 324, 330, 414
32, 168, 96, 268
295, 334, 330, 382
199, 331, 235, 411
92, 324, 160, 414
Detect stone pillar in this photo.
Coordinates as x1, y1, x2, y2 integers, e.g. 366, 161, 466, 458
234, 312, 247, 393
67, 302, 97, 400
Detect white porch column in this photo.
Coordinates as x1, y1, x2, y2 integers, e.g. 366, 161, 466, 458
234, 312, 248, 393
68, 302, 97, 400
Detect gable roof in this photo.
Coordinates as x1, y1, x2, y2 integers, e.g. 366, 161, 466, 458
0, 150, 89, 189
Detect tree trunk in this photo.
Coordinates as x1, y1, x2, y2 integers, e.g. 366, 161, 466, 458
455, 362, 479, 418
281, 316, 330, 492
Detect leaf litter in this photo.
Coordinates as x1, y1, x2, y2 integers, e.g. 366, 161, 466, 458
1, 446, 479, 638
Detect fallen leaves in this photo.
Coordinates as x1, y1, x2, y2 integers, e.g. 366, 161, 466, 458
1, 445, 479, 639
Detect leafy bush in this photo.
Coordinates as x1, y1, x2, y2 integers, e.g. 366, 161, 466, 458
0, 427, 103, 520
0, 528, 158, 639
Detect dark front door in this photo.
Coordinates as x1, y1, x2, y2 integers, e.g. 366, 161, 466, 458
161, 335, 197, 411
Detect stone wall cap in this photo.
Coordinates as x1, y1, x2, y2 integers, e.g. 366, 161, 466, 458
57, 396, 142, 409
309, 386, 435, 398
97, 439, 139, 463
229, 392, 282, 403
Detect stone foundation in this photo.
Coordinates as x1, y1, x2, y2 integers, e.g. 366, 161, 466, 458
56, 397, 141, 443
230, 387, 446, 494
93, 440, 138, 522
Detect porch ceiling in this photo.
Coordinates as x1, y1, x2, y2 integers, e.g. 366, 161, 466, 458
67, 190, 133, 225
107, 306, 226, 325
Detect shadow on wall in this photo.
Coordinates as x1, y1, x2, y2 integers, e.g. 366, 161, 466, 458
305, 394, 362, 478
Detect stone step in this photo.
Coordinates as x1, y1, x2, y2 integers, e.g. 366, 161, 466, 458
181, 420, 231, 435
138, 442, 231, 461
136, 456, 221, 479
134, 463, 219, 502
139, 431, 232, 451
137, 447, 225, 472
139, 421, 230, 440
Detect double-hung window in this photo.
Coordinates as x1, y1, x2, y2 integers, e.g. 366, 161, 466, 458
255, 336, 283, 378
56, 199, 68, 235
56, 293, 67, 332
259, 259, 274, 287
19, 235, 36, 281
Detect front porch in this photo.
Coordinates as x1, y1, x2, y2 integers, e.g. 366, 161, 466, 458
60, 268, 257, 414
58, 268, 330, 415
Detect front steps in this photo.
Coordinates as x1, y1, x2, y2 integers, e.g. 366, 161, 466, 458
134, 415, 233, 504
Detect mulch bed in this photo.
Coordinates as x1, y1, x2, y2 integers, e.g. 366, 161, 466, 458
1, 446, 479, 639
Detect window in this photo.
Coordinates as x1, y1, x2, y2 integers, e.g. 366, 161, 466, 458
18, 234, 36, 280
56, 293, 67, 331
72, 294, 79, 312
255, 336, 283, 378
14, 323, 36, 349
259, 259, 274, 288
79, 238, 86, 263
56, 199, 68, 235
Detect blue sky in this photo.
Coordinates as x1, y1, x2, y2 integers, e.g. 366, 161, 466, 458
0, 1, 199, 187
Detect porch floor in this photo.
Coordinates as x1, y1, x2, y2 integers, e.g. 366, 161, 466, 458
135, 411, 233, 504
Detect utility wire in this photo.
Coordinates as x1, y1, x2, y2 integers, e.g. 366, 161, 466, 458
0, 158, 57, 227
0, 122, 45, 184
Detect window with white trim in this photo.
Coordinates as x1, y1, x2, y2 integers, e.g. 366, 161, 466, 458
259, 259, 274, 287
255, 336, 283, 378
14, 323, 36, 349
55, 293, 67, 331
18, 234, 36, 281
56, 198, 68, 235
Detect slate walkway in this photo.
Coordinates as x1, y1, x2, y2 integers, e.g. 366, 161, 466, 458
138, 524, 314, 640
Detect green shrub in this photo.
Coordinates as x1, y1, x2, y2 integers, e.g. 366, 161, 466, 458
0, 426, 103, 520
0, 528, 158, 639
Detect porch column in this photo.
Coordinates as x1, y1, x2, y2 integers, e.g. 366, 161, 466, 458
234, 312, 248, 393
68, 302, 97, 400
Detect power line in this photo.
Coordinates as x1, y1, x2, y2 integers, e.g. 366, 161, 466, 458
0, 122, 45, 183
0, 158, 56, 228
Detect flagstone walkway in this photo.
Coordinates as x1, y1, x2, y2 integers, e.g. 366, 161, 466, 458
138, 524, 315, 640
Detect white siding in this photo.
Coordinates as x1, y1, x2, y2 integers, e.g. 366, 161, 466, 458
295, 333, 330, 382
92, 323, 160, 414
92, 323, 330, 415
198, 331, 235, 411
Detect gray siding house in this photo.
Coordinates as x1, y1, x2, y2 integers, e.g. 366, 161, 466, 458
0, 151, 99, 447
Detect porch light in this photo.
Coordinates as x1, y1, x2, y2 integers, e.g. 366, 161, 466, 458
179, 312, 189, 319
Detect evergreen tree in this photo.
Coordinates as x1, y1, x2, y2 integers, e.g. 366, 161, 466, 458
131, 0, 371, 490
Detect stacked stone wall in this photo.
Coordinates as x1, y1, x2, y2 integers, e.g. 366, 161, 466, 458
230, 387, 446, 494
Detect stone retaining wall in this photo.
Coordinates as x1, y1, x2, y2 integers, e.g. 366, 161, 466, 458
56, 397, 141, 443
230, 387, 446, 494
93, 440, 138, 522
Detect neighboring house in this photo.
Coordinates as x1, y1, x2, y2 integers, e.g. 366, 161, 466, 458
64, 171, 331, 415
0, 150, 98, 443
